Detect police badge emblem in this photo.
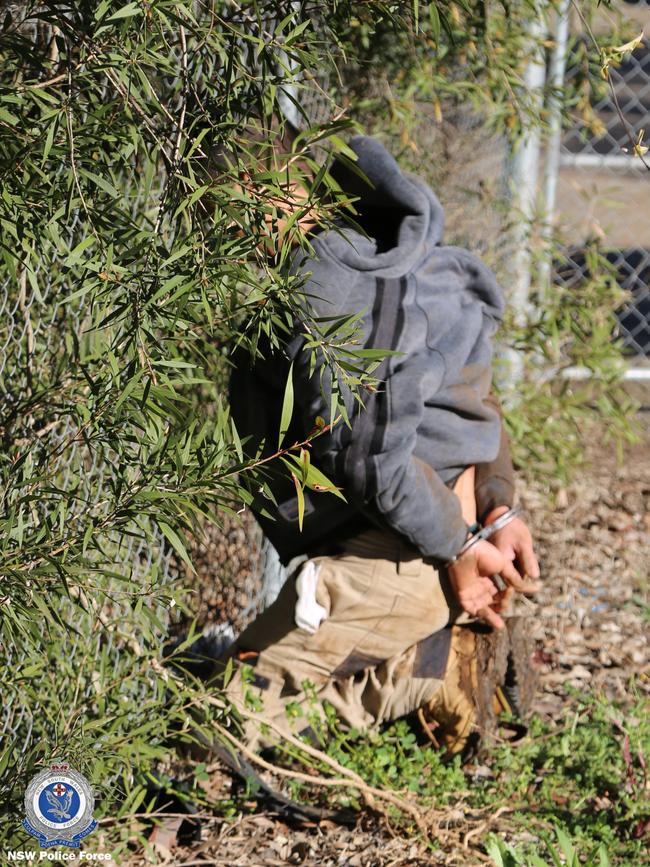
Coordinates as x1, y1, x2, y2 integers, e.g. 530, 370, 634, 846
23, 762, 97, 848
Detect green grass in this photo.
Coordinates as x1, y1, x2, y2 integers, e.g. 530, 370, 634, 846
475, 687, 649, 864
272, 680, 649, 865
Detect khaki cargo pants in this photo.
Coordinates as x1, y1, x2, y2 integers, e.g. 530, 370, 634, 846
222, 469, 476, 748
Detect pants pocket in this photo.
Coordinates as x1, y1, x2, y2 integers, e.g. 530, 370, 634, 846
312, 554, 378, 618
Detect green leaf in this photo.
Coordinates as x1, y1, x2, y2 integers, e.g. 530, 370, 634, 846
158, 522, 195, 573
113, 371, 144, 412
428, 3, 440, 41
542, 831, 565, 867
64, 235, 95, 266
94, 0, 112, 19
173, 184, 211, 219
79, 169, 120, 199
299, 447, 310, 483
484, 838, 504, 867
0, 107, 19, 125
278, 362, 294, 448
42, 116, 59, 163
231, 418, 243, 462
554, 828, 578, 866
290, 471, 304, 531
284, 454, 346, 501
105, 3, 142, 22
349, 348, 398, 360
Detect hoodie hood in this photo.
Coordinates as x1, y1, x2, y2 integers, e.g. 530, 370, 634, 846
320, 136, 445, 277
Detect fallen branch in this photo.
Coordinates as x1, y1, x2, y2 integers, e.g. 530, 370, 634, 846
203, 697, 431, 838
462, 805, 513, 848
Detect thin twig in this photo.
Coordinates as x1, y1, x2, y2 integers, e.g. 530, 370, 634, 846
16, 265, 34, 384
571, 0, 650, 173
25, 72, 67, 89
98, 811, 221, 823
173, 25, 189, 168
166, 861, 230, 867
203, 697, 431, 837
214, 720, 429, 836
65, 66, 100, 245
462, 805, 513, 848
104, 67, 175, 171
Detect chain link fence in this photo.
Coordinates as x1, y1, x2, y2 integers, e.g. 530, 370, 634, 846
556, 23, 650, 362
1, 18, 345, 781
0, 8, 296, 771
1, 263, 273, 765
0, 199, 279, 677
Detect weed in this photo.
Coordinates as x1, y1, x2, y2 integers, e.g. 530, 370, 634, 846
271, 685, 648, 865
486, 826, 611, 867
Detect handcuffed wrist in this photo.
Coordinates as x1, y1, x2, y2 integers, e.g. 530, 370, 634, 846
444, 506, 521, 568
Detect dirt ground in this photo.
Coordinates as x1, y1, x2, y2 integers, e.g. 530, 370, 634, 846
144, 415, 650, 866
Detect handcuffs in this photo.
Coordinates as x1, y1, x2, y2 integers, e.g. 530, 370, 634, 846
444, 505, 522, 585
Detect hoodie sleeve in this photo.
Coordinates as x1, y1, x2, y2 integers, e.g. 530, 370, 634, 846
293, 343, 470, 564
349, 353, 469, 563
474, 393, 516, 523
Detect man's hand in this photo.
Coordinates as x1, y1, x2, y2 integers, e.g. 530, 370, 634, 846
484, 506, 540, 583
447, 537, 540, 630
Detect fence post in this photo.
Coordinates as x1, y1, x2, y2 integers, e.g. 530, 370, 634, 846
540, 0, 572, 290
502, 13, 548, 390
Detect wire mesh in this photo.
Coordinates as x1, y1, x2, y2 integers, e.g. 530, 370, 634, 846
555, 247, 650, 354
558, 28, 650, 359
0, 11, 282, 769
564, 39, 650, 157
0, 0, 339, 623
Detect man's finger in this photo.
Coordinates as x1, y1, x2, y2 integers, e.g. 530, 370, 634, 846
492, 587, 515, 614
518, 543, 540, 580
499, 559, 541, 593
460, 584, 497, 615
477, 606, 505, 630
499, 558, 524, 587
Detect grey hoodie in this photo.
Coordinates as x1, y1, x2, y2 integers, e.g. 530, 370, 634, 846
286, 136, 507, 562
288, 137, 504, 560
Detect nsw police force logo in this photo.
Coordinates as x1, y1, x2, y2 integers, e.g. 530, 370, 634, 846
23, 762, 97, 848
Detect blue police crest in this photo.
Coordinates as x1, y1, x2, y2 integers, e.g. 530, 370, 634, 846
23, 762, 97, 848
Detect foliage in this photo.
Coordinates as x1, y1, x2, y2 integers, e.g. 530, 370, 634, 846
0, 0, 407, 849
486, 827, 611, 867
336, 0, 547, 144
275, 686, 649, 864
336, 0, 636, 148
502, 244, 640, 485
281, 697, 467, 811
0, 0, 643, 858
480, 688, 650, 864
